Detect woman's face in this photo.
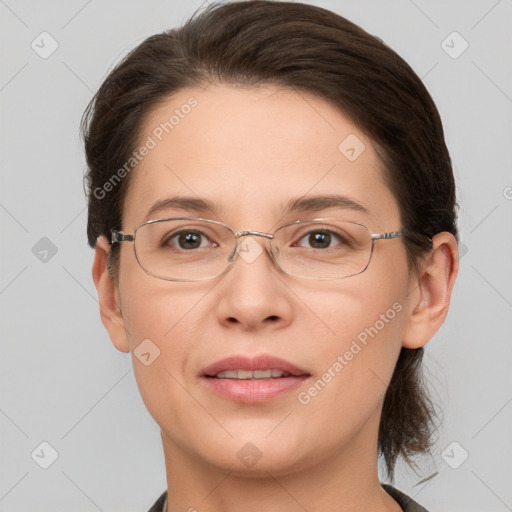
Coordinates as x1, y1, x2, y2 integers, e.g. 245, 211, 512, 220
112, 84, 418, 475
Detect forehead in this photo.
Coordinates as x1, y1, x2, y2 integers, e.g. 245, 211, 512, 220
123, 84, 400, 230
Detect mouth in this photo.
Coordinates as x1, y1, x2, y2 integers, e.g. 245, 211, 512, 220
200, 355, 310, 403
211, 369, 295, 379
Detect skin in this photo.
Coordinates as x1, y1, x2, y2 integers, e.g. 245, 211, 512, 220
93, 84, 458, 512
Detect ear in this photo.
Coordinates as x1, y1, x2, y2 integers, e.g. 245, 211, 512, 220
402, 232, 459, 349
92, 236, 130, 353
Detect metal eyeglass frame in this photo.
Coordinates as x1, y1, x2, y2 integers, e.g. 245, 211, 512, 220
110, 217, 408, 282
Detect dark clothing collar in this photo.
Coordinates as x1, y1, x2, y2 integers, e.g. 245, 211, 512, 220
147, 484, 429, 512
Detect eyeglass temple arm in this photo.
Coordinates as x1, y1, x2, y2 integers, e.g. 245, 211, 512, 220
372, 231, 433, 248
371, 231, 403, 240
111, 229, 134, 244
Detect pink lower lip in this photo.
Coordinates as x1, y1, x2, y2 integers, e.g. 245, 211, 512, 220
201, 375, 309, 403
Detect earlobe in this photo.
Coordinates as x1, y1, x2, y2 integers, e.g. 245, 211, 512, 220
92, 236, 130, 353
402, 232, 459, 349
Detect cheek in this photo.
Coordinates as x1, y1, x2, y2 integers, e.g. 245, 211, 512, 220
294, 274, 407, 417
118, 249, 213, 344
297, 269, 407, 353
117, 272, 214, 420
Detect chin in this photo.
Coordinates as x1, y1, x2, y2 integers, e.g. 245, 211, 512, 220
190, 434, 314, 477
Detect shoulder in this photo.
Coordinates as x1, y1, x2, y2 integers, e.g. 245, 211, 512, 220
382, 484, 430, 512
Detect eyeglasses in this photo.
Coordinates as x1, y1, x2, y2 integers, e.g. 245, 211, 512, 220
110, 217, 405, 282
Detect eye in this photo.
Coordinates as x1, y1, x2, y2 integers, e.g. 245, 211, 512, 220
163, 229, 215, 250
295, 229, 347, 249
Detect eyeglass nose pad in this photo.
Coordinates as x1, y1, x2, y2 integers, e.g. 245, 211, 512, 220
227, 245, 238, 263
226, 232, 273, 265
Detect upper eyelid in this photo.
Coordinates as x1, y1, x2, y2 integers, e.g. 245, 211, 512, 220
158, 224, 222, 240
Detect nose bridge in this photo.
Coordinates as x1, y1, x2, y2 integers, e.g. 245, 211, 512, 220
216, 229, 293, 331
227, 230, 276, 265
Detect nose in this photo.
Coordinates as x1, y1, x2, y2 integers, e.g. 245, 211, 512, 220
214, 235, 294, 332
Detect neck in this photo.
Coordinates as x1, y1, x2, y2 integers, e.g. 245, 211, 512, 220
160, 422, 401, 512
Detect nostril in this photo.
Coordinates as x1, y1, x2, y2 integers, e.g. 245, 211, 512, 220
267, 315, 279, 322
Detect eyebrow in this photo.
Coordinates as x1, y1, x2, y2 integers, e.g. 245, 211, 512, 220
144, 193, 369, 220
144, 196, 219, 220
282, 194, 369, 216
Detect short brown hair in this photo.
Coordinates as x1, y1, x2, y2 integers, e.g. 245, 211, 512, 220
82, 0, 457, 479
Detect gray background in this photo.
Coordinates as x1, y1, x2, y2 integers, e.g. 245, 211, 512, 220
1, 0, 511, 510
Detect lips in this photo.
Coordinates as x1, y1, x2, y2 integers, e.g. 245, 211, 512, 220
200, 355, 310, 403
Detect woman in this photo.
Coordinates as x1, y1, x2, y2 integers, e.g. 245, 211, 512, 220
83, 1, 459, 510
